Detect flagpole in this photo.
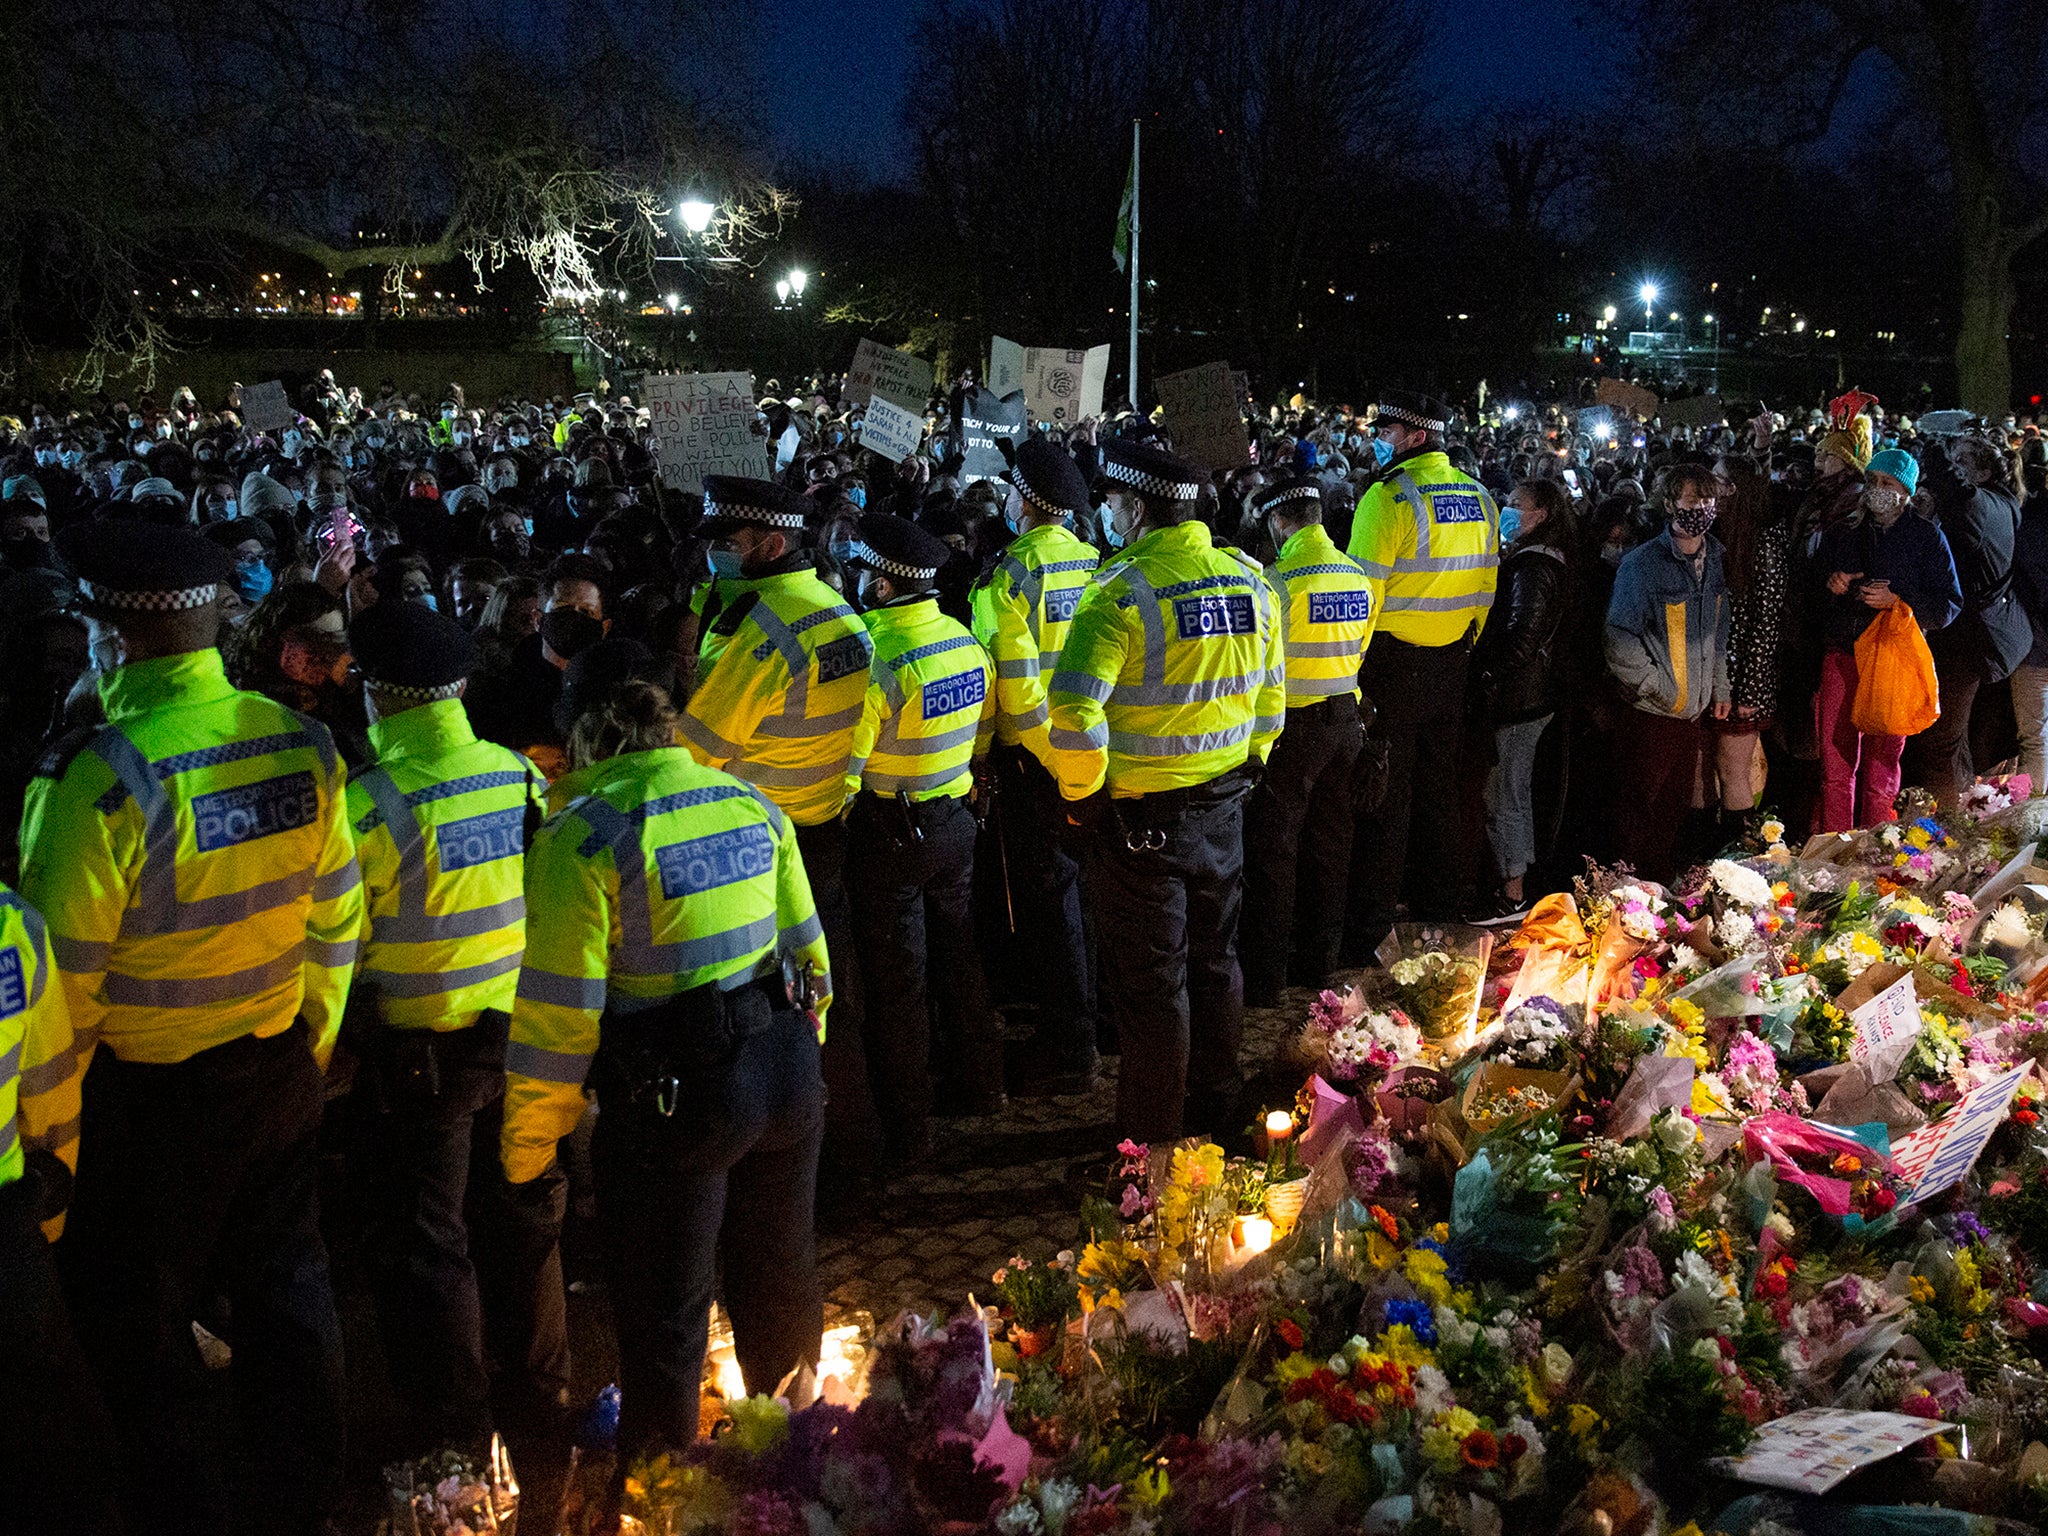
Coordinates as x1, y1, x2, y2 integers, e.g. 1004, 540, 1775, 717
1128, 118, 1141, 410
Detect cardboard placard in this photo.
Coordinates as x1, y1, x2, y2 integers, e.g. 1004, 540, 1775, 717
1713, 1408, 1950, 1494
987, 336, 1026, 398
859, 395, 926, 464
1595, 378, 1660, 421
1891, 1061, 2034, 1204
1156, 361, 1251, 472
1659, 394, 1727, 429
241, 380, 293, 433
956, 387, 1028, 484
642, 371, 764, 494
843, 339, 934, 414
1847, 971, 1923, 1081
1018, 345, 1109, 424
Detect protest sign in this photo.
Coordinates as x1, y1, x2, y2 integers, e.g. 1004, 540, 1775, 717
956, 387, 1028, 484
1016, 344, 1109, 423
241, 380, 293, 432
642, 371, 763, 494
1892, 1061, 2034, 1204
1713, 1408, 1950, 1494
1847, 971, 1922, 1081
1156, 361, 1250, 471
1659, 394, 1727, 429
859, 395, 926, 464
843, 339, 933, 414
1595, 378, 1660, 421
987, 336, 1026, 397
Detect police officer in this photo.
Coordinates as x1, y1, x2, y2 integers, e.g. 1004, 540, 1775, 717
343, 600, 549, 1451
1241, 478, 1375, 1006
842, 515, 1002, 1163
1343, 391, 1499, 958
20, 521, 362, 1535
969, 440, 1102, 1094
678, 476, 878, 1177
0, 883, 123, 1534
1047, 439, 1286, 1142
501, 670, 830, 1495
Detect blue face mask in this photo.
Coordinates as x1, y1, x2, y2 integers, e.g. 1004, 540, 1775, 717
1004, 510, 1025, 537
1372, 438, 1394, 467
708, 548, 746, 579
232, 559, 273, 603
414, 591, 438, 611
1498, 506, 1523, 545
828, 539, 857, 567
1103, 519, 1127, 551
847, 485, 866, 509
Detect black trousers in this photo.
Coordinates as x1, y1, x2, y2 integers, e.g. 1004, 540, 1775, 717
1242, 694, 1362, 1002
60, 1023, 344, 1536
1345, 637, 1471, 958
795, 816, 882, 1176
847, 792, 1005, 1148
466, 1091, 570, 1416
348, 1011, 510, 1449
0, 1174, 125, 1536
590, 1007, 824, 1463
990, 746, 1098, 1077
1084, 772, 1253, 1143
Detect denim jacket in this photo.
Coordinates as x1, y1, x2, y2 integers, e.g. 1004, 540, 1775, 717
1604, 529, 1731, 721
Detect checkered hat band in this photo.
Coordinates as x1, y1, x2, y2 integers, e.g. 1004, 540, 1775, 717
704, 494, 805, 531
1101, 457, 1201, 501
1262, 485, 1323, 514
1009, 469, 1068, 519
1377, 404, 1446, 433
850, 540, 936, 582
363, 677, 465, 702
79, 579, 219, 612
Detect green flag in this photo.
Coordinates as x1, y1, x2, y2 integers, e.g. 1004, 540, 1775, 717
1112, 147, 1134, 273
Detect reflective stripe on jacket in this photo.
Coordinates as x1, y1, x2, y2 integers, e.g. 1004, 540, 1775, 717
1264, 523, 1374, 706
19, 650, 364, 1068
345, 698, 546, 1030
848, 597, 995, 801
1346, 449, 1500, 646
970, 522, 1099, 764
678, 562, 874, 826
500, 746, 829, 1183
0, 885, 82, 1187
1046, 521, 1287, 799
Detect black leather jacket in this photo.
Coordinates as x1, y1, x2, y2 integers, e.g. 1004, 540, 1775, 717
1473, 542, 1569, 724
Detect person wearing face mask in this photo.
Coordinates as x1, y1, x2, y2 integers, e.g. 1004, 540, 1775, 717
1604, 467, 1733, 879
679, 476, 881, 1180
1239, 478, 1375, 1001
1046, 438, 1286, 1143
0, 487, 60, 574
838, 515, 1003, 1164
1341, 391, 1500, 957
205, 520, 278, 606
966, 441, 1102, 1095
1812, 449, 1960, 831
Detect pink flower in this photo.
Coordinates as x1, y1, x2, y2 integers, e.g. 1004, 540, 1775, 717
1116, 1138, 1148, 1160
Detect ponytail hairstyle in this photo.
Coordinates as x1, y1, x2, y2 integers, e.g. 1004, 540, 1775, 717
567, 679, 679, 769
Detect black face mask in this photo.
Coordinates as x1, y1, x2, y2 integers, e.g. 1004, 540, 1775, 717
540, 606, 604, 659
3, 534, 56, 570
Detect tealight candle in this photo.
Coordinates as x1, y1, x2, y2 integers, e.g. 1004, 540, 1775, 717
1265, 1110, 1294, 1142
1237, 1215, 1274, 1255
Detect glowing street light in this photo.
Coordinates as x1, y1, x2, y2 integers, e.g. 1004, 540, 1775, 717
1602, 305, 1617, 323
788, 269, 808, 297
678, 198, 715, 234
775, 279, 790, 303
1639, 282, 1658, 330
666, 293, 681, 311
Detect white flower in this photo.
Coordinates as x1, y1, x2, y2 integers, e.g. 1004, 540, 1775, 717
997, 1500, 1045, 1536
1328, 1353, 1351, 1376
1541, 1342, 1573, 1390
1669, 943, 1702, 972
1482, 1325, 1511, 1351
1711, 858, 1776, 910
1715, 910, 1759, 953
1654, 1110, 1700, 1155
1413, 1363, 1455, 1416
1435, 1306, 1479, 1349
1766, 1210, 1797, 1242
1984, 901, 2037, 950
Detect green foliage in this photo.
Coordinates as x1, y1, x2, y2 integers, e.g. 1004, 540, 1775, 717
1103, 1330, 1243, 1439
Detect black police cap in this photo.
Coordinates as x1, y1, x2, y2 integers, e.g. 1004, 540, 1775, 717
847, 513, 949, 583
1375, 390, 1453, 434
1008, 438, 1091, 519
57, 519, 232, 614
1256, 477, 1325, 520
1097, 436, 1205, 502
699, 475, 811, 537
349, 598, 480, 699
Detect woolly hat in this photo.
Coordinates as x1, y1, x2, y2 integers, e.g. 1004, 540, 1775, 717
1863, 447, 1919, 496
240, 470, 298, 517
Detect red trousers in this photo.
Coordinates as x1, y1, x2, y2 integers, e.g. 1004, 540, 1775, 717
1814, 649, 1904, 833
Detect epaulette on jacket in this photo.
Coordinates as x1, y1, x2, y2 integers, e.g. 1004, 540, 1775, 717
33, 724, 98, 781
709, 591, 762, 638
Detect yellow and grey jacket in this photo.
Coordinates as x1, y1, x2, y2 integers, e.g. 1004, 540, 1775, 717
19, 650, 363, 1069
0, 885, 83, 1186
1264, 523, 1375, 706
1046, 521, 1287, 799
969, 522, 1099, 766
847, 597, 996, 802
500, 747, 829, 1183
346, 698, 546, 1030
679, 560, 874, 826
1345, 448, 1499, 647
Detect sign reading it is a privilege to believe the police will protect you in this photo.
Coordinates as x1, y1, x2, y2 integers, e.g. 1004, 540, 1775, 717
643, 372, 765, 494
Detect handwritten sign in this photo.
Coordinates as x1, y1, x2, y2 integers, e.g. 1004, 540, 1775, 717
642, 371, 763, 494
843, 339, 933, 415
1891, 1062, 2034, 1204
1595, 378, 1659, 421
1847, 972, 1922, 1081
1713, 1408, 1950, 1493
987, 336, 1026, 397
1156, 362, 1250, 471
241, 380, 292, 433
859, 395, 926, 464
957, 387, 1028, 484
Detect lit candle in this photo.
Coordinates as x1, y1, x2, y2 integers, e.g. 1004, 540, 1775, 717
1265, 1110, 1294, 1143
1238, 1215, 1274, 1255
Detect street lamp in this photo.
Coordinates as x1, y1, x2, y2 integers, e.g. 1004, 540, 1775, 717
1704, 314, 1720, 389
788, 269, 808, 299
678, 198, 715, 234
1639, 282, 1658, 332
776, 279, 790, 304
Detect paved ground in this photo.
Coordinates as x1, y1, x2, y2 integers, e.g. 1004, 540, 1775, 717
336, 988, 1312, 1530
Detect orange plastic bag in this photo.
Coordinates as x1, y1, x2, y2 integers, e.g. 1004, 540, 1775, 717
1851, 601, 1940, 737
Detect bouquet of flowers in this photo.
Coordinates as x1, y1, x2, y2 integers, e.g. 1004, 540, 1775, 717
1486, 997, 1578, 1071
1380, 925, 1491, 1044
1297, 986, 1420, 1086
385, 1439, 519, 1536
990, 1253, 1078, 1352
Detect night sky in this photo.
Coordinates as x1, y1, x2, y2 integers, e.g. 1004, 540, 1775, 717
764, 0, 1611, 178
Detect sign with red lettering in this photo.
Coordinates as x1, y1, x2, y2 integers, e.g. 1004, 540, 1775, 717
642, 371, 765, 493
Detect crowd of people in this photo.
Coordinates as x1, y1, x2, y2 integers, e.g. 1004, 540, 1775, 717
0, 360, 2045, 1534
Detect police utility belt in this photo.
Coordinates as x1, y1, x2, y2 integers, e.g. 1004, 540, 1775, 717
593, 971, 791, 1117
1109, 763, 1256, 850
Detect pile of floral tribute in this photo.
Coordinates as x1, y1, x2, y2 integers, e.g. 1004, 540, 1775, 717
625, 793, 2048, 1536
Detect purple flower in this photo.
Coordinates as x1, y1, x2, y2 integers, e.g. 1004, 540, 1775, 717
1345, 1132, 1397, 1199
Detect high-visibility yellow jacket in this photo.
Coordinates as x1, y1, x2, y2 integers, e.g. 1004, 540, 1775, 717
1046, 521, 1286, 800
1345, 449, 1499, 647
847, 597, 995, 802
970, 522, 1098, 767
345, 698, 547, 1031
0, 885, 83, 1187
1265, 524, 1376, 707
678, 560, 874, 827
500, 747, 828, 1183
19, 650, 363, 1069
